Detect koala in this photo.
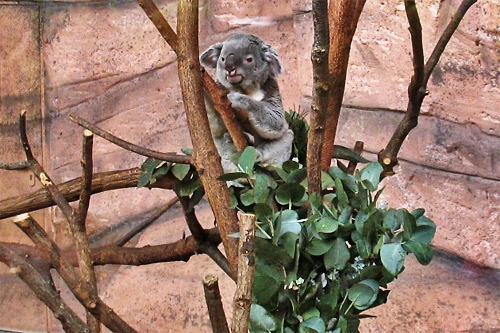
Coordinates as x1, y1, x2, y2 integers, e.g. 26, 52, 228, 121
200, 33, 294, 173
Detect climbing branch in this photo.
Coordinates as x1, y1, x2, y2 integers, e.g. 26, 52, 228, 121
378, 0, 478, 173
203, 275, 230, 333
176, 0, 239, 273
320, 0, 367, 170
307, 0, 330, 196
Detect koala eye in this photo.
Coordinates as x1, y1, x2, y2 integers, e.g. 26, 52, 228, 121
245, 56, 254, 64
221, 57, 225, 62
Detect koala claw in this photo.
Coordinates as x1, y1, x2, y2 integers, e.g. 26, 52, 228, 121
227, 92, 251, 110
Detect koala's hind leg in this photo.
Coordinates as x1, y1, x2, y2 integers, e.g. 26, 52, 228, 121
255, 129, 294, 168
214, 133, 240, 174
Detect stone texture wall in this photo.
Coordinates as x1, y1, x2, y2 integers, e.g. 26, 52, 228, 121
0, 0, 499, 331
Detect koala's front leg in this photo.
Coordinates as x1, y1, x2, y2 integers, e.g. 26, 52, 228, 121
228, 92, 288, 140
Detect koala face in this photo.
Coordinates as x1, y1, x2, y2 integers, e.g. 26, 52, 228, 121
200, 34, 282, 92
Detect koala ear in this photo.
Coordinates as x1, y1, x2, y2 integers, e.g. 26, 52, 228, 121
262, 43, 282, 76
200, 43, 223, 68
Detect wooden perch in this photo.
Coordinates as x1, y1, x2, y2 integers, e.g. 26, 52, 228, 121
176, 0, 239, 274
0, 168, 176, 220
203, 274, 230, 333
231, 213, 256, 333
378, 0, 478, 173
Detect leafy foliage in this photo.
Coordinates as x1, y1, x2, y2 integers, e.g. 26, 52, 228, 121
137, 112, 436, 333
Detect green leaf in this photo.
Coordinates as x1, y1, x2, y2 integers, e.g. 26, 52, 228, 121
175, 177, 203, 197
383, 209, 402, 232
254, 203, 273, 222
288, 168, 308, 184
317, 287, 340, 314
306, 239, 334, 256
359, 162, 383, 192
302, 307, 321, 321
411, 226, 436, 245
402, 209, 417, 241
187, 188, 205, 212
275, 210, 302, 239
240, 189, 255, 206
255, 238, 292, 265
239, 146, 257, 174
281, 233, 299, 258
335, 178, 349, 206
324, 238, 350, 270
275, 183, 306, 206
253, 268, 282, 304
171, 163, 191, 180
380, 243, 406, 276
338, 206, 352, 225
315, 217, 339, 234
309, 193, 323, 214
282, 160, 300, 172
412, 208, 426, 219
151, 162, 172, 182
333, 145, 370, 163
403, 240, 433, 265
322, 172, 335, 190
299, 317, 325, 333
329, 167, 358, 193
249, 303, 277, 332
137, 158, 162, 187
347, 283, 375, 310
254, 174, 270, 203
181, 147, 193, 155
218, 172, 248, 181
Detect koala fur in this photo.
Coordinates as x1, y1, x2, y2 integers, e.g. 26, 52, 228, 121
200, 33, 294, 173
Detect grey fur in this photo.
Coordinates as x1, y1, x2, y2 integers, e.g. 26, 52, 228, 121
200, 33, 293, 173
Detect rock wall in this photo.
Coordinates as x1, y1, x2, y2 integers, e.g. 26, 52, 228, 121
0, 0, 499, 331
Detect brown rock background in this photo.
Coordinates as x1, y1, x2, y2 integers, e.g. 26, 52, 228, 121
0, 0, 499, 331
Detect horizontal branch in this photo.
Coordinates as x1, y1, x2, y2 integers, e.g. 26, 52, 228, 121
0, 161, 29, 170
69, 115, 193, 165
0, 168, 176, 220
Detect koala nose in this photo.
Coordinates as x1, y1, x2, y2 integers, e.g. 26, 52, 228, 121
224, 54, 236, 73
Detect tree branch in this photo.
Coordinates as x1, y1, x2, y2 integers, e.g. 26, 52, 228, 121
75, 130, 100, 332
0, 242, 90, 333
346, 141, 364, 175
378, 0, 477, 173
231, 213, 256, 333
203, 274, 230, 333
320, 0, 366, 170
176, 0, 239, 274
0, 168, 176, 220
136, 0, 247, 152
19, 111, 137, 332
307, 0, 330, 196
69, 115, 192, 165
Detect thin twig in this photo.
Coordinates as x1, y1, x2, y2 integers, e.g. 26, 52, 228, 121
75, 130, 100, 333
0, 161, 29, 170
231, 213, 256, 333
346, 141, 364, 175
136, 0, 178, 53
176, 0, 239, 274
307, 0, 330, 196
0, 168, 176, 220
69, 114, 193, 165
378, 0, 478, 172
0, 242, 90, 333
203, 274, 230, 333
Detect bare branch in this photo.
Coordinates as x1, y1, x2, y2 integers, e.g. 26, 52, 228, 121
307, 0, 330, 196
176, 0, 239, 274
320, 0, 367, 170
231, 213, 256, 333
203, 274, 230, 333
0, 161, 29, 170
346, 141, 364, 175
19, 112, 137, 332
69, 115, 193, 165
0, 167, 175, 220
378, 0, 478, 172
0, 242, 90, 333
136, 0, 178, 53
74, 130, 100, 332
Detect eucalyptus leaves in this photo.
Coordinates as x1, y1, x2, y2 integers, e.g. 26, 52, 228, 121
137, 112, 436, 333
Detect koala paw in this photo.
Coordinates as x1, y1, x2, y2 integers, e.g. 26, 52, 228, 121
227, 92, 252, 110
